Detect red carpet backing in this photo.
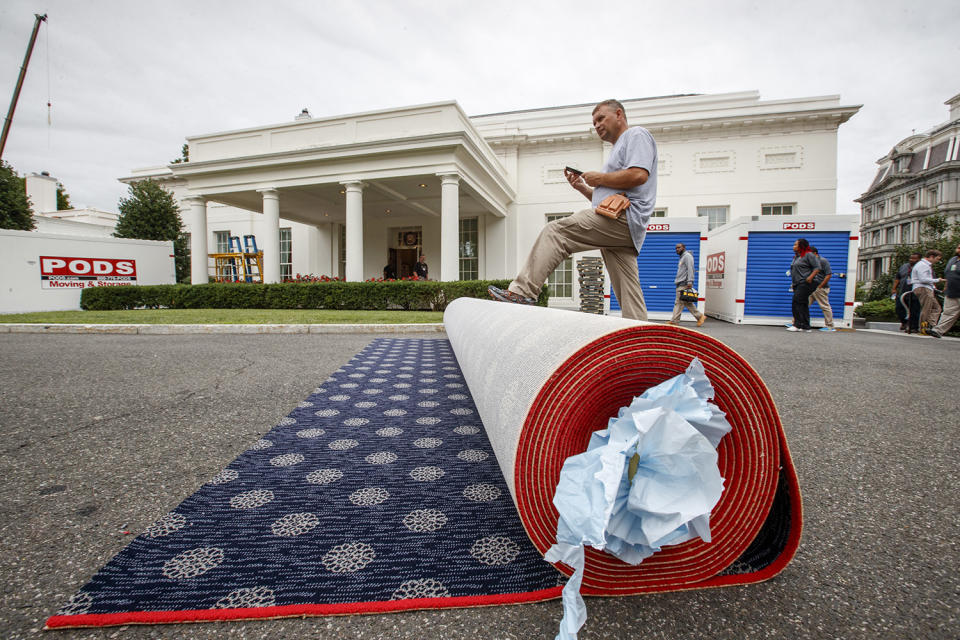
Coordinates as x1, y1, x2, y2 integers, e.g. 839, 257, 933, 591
444, 299, 801, 595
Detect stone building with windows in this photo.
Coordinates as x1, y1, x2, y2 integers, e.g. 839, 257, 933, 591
856, 93, 960, 285
122, 91, 858, 306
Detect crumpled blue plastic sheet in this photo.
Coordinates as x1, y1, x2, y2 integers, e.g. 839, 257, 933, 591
543, 358, 732, 640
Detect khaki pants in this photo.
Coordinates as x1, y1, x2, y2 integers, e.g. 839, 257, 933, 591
509, 208, 647, 320
808, 286, 834, 327
672, 284, 703, 322
914, 287, 941, 328
934, 296, 959, 335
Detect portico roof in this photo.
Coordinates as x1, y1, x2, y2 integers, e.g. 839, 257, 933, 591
158, 102, 514, 224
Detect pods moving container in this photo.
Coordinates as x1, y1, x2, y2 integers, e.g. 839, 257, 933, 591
609, 217, 709, 320
702, 215, 859, 326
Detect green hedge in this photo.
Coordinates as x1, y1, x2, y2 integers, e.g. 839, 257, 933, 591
80, 280, 548, 312
854, 298, 896, 322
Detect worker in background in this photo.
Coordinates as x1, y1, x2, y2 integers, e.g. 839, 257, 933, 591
808, 246, 835, 332
892, 253, 922, 333
910, 249, 944, 335
669, 243, 705, 327
414, 255, 429, 279
786, 238, 820, 332
929, 243, 959, 338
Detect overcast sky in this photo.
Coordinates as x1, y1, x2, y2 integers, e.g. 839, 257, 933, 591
2, 0, 958, 215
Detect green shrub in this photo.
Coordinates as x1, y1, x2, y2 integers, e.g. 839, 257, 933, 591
81, 280, 548, 312
854, 298, 896, 322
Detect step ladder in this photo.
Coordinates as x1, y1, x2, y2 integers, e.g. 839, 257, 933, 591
242, 235, 262, 283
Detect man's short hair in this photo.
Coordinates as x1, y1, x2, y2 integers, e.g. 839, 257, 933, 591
796, 238, 809, 250
593, 99, 626, 117
925, 249, 942, 259
910, 252, 922, 258
810, 246, 819, 254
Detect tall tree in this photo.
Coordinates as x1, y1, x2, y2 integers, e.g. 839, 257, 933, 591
114, 179, 183, 240
114, 179, 190, 282
0, 160, 35, 230
56, 182, 71, 210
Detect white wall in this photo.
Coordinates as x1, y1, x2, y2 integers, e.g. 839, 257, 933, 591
0, 230, 175, 314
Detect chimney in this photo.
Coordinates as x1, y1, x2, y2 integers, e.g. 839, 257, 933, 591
25, 171, 59, 214
947, 93, 960, 123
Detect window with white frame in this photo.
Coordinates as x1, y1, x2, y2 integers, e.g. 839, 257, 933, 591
871, 230, 881, 246
900, 223, 912, 244
459, 217, 479, 280
907, 191, 917, 210
891, 197, 901, 214
545, 214, 573, 298
651, 209, 667, 218
280, 227, 292, 280
761, 203, 794, 216
214, 230, 231, 253
697, 206, 729, 231
875, 202, 885, 220
927, 185, 940, 206
885, 227, 896, 244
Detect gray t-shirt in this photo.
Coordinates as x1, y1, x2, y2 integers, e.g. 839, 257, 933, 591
944, 256, 959, 298
896, 262, 913, 294
790, 252, 820, 285
591, 126, 658, 253
813, 256, 832, 286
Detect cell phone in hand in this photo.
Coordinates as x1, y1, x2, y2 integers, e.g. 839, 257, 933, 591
564, 166, 583, 176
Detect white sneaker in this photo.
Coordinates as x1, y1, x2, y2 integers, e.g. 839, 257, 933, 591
786, 326, 802, 332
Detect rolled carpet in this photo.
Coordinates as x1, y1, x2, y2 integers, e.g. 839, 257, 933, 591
443, 298, 801, 594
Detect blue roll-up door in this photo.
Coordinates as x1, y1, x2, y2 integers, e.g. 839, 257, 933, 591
743, 231, 849, 318
610, 232, 701, 312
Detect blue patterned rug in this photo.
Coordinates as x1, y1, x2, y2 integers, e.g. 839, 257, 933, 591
47, 338, 562, 629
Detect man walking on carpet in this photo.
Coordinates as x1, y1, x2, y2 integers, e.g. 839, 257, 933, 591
488, 99, 657, 321
669, 243, 705, 326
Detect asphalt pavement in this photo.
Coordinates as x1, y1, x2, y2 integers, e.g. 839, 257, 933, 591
0, 322, 956, 640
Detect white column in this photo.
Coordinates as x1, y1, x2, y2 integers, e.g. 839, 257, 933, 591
313, 223, 333, 276
342, 181, 365, 281
258, 188, 281, 283
439, 173, 460, 282
185, 196, 208, 285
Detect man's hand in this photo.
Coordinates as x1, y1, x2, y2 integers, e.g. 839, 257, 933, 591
565, 168, 593, 198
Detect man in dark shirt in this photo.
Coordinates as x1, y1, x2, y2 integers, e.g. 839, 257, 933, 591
414, 255, 429, 279
930, 243, 960, 338
892, 253, 922, 332
786, 238, 820, 332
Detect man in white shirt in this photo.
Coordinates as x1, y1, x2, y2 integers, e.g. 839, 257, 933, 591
911, 249, 945, 334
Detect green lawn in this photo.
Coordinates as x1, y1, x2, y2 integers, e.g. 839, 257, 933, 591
0, 309, 445, 325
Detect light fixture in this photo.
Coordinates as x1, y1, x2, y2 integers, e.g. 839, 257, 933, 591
339, 189, 345, 195
385, 208, 391, 214
418, 183, 427, 188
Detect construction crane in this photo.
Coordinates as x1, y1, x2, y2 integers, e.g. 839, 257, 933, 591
1, 13, 48, 160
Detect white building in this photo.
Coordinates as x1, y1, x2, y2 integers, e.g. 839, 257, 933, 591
25, 171, 118, 237
123, 91, 859, 306
856, 92, 960, 284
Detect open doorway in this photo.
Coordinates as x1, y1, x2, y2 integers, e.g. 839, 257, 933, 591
387, 227, 421, 279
